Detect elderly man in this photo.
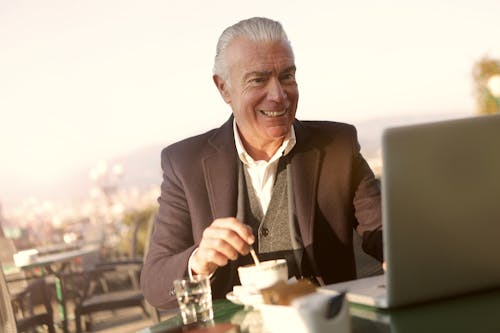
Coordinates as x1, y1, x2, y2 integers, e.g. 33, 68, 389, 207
141, 17, 383, 309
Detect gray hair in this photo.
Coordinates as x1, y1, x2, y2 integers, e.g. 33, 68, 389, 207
213, 17, 292, 81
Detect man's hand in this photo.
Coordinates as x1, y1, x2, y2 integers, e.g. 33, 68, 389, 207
190, 217, 255, 276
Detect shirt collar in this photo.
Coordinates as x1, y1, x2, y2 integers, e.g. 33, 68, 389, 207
233, 119, 296, 165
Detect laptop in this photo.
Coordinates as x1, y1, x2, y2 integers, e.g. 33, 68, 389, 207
322, 114, 500, 308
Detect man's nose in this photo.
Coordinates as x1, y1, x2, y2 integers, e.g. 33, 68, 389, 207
267, 77, 287, 103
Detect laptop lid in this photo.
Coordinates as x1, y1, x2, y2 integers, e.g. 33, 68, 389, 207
323, 114, 500, 308
383, 114, 500, 307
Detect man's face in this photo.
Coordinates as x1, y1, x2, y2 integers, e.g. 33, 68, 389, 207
214, 38, 298, 150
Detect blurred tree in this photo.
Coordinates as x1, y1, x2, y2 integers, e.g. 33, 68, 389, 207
472, 55, 500, 114
120, 206, 157, 258
0, 202, 5, 237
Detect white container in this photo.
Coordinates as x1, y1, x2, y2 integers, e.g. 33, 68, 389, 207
259, 292, 351, 333
13, 249, 39, 267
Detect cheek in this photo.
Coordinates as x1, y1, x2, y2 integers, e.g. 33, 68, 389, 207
286, 87, 299, 101
239, 90, 261, 111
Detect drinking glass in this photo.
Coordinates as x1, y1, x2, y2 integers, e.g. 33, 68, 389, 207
173, 275, 214, 325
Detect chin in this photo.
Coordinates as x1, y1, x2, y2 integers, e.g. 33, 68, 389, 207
266, 127, 291, 139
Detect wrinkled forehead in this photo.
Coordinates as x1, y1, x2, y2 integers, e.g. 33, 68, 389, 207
225, 38, 295, 75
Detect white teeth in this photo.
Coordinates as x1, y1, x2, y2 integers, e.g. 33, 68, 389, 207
260, 110, 287, 117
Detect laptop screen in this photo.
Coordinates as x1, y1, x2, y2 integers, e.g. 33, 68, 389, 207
382, 114, 500, 307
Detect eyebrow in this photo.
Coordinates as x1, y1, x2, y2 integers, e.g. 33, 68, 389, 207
281, 65, 297, 74
242, 65, 297, 82
242, 70, 271, 82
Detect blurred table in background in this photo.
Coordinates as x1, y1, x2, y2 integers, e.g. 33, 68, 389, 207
15, 243, 100, 333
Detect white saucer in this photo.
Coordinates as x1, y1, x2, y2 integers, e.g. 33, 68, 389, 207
226, 291, 244, 305
226, 289, 264, 307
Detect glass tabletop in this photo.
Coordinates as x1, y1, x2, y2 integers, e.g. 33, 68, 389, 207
140, 299, 247, 333
142, 288, 500, 333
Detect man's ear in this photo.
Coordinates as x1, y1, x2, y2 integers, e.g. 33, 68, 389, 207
213, 74, 231, 104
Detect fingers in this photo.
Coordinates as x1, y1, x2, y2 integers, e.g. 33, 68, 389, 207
211, 218, 255, 245
191, 217, 254, 275
200, 233, 242, 261
191, 245, 227, 275
204, 219, 254, 254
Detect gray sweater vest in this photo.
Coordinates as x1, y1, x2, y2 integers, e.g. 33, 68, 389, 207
242, 158, 304, 278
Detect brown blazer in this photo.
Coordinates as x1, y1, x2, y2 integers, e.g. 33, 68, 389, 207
141, 117, 382, 309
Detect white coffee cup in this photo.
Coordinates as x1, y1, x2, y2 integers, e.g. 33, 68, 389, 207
237, 259, 288, 290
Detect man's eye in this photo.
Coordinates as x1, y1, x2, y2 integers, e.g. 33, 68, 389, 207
250, 77, 265, 84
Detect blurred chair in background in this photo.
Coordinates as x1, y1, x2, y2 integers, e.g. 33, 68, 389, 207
10, 276, 56, 333
1, 260, 56, 333
0, 238, 28, 295
67, 259, 145, 333
1, 262, 17, 333
64, 217, 150, 333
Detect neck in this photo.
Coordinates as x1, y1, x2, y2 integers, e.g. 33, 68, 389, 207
242, 137, 283, 162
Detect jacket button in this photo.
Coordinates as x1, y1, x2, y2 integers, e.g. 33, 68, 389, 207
261, 227, 269, 237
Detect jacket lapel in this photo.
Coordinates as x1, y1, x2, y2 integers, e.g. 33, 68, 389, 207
290, 120, 320, 247
202, 117, 239, 219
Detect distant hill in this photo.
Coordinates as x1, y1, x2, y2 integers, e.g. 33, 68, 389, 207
110, 144, 164, 189
354, 110, 472, 159
65, 143, 165, 202
1, 111, 472, 214
0, 144, 165, 212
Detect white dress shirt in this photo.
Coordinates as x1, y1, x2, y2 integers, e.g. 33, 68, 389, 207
233, 120, 296, 214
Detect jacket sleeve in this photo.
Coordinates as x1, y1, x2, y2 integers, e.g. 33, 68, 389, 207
351, 128, 384, 262
140, 147, 196, 309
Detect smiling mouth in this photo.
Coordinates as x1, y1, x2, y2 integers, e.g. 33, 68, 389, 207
259, 110, 287, 117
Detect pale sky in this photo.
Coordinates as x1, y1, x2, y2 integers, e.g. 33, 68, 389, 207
1, 0, 500, 211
